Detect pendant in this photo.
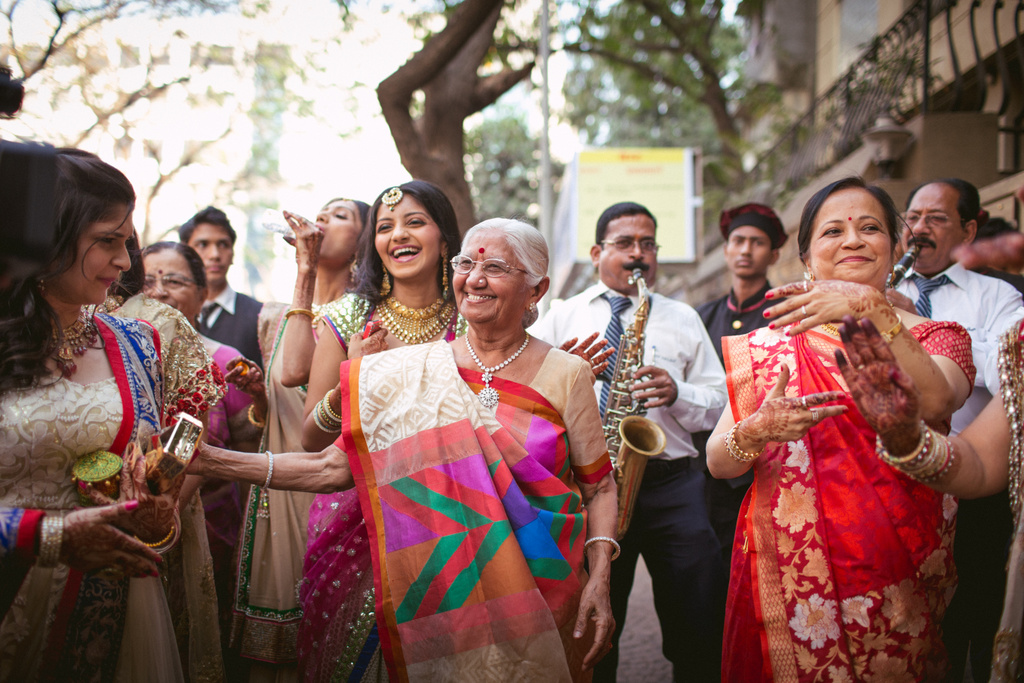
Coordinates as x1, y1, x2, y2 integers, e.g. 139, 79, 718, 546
478, 386, 500, 409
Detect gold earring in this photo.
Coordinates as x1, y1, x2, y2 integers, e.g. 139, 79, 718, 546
804, 271, 815, 282
440, 243, 449, 294
380, 267, 391, 297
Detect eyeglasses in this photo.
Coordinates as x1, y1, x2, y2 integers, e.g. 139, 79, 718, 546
905, 213, 962, 230
600, 237, 660, 253
143, 275, 196, 292
450, 255, 527, 278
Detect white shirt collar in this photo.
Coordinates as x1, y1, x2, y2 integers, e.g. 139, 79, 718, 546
208, 285, 238, 315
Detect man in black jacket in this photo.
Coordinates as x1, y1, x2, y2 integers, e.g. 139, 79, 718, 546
179, 206, 264, 369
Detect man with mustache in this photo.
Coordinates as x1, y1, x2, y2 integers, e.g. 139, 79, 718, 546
530, 201, 728, 682
894, 178, 1024, 681
696, 203, 786, 568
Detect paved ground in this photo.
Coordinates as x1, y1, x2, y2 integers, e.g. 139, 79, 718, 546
615, 556, 673, 682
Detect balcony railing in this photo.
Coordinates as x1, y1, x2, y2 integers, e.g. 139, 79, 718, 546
741, 0, 1023, 206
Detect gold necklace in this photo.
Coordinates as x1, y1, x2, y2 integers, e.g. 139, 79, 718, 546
53, 310, 99, 378
378, 295, 455, 345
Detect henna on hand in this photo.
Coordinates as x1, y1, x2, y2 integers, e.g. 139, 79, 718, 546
733, 364, 847, 448
561, 333, 614, 377
62, 502, 162, 577
835, 315, 922, 455
765, 280, 895, 336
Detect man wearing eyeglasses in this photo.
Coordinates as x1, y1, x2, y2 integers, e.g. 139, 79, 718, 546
530, 201, 728, 682
895, 178, 1023, 681
180, 206, 264, 370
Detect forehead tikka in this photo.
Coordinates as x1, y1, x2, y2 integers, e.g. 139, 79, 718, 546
382, 187, 403, 211
478, 247, 485, 254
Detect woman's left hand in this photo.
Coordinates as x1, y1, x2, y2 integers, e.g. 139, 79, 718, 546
574, 571, 615, 671
764, 279, 892, 336
560, 333, 614, 377
90, 442, 181, 545
225, 357, 265, 398
834, 315, 923, 457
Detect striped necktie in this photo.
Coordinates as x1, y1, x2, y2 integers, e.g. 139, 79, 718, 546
912, 274, 951, 319
599, 294, 633, 416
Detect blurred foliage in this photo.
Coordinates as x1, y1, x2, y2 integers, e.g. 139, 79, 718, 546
464, 106, 563, 222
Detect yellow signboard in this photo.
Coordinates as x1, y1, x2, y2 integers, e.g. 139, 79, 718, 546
576, 148, 697, 262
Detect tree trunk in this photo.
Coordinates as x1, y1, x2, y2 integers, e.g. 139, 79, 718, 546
377, 0, 533, 233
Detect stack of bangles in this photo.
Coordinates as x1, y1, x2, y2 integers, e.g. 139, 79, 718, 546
313, 389, 342, 433
875, 421, 956, 483
37, 515, 65, 567
725, 423, 765, 462
584, 535, 621, 561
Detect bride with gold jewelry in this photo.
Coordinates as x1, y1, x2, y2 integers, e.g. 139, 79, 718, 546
297, 180, 464, 682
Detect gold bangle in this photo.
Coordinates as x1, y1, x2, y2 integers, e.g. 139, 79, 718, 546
725, 423, 764, 462
321, 389, 342, 423
247, 403, 266, 429
880, 313, 903, 343
284, 308, 315, 321
137, 523, 176, 548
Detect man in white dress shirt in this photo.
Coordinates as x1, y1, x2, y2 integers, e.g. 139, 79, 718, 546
530, 202, 728, 682
895, 178, 1024, 681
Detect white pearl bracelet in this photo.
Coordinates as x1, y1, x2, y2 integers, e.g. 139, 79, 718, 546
584, 535, 621, 561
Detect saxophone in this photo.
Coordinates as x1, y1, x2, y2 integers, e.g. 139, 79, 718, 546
603, 268, 667, 539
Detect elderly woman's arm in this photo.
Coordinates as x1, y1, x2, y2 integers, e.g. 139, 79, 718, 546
575, 471, 617, 671
191, 442, 353, 493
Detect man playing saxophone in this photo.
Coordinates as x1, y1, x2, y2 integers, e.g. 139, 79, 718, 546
530, 201, 728, 683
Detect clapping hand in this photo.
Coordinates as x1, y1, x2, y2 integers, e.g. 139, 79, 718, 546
834, 315, 922, 457
736, 365, 847, 447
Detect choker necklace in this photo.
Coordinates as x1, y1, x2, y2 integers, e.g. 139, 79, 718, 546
465, 334, 530, 408
53, 310, 99, 378
377, 295, 454, 345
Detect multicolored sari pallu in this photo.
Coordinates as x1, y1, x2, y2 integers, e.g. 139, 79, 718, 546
336, 342, 610, 682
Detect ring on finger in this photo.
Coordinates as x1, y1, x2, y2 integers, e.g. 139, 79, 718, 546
810, 408, 820, 421
801, 396, 808, 409
802, 305, 808, 316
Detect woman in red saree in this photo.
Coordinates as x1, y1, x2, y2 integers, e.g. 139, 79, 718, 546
707, 177, 976, 681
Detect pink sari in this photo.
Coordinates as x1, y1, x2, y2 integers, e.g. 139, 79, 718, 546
722, 322, 974, 682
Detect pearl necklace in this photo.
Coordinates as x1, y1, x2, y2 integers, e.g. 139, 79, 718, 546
465, 333, 530, 408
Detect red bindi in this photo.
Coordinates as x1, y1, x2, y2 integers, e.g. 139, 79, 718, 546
848, 217, 853, 221
478, 248, 485, 253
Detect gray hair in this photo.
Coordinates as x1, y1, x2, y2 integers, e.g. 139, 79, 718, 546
462, 218, 548, 287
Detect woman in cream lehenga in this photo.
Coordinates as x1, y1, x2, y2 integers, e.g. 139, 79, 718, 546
231, 196, 369, 681
296, 180, 465, 683
0, 148, 186, 681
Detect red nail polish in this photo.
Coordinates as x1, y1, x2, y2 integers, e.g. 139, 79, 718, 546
768, 323, 775, 330
125, 500, 139, 511
763, 310, 770, 318
765, 292, 774, 299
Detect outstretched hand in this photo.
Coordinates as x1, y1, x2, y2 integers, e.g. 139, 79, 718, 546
560, 332, 614, 377
735, 364, 847, 449
953, 233, 1024, 272
834, 315, 922, 456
